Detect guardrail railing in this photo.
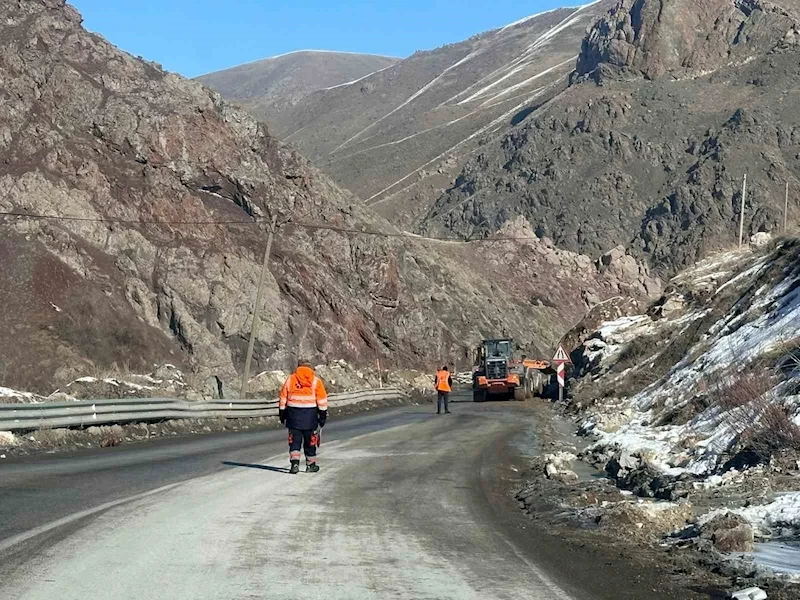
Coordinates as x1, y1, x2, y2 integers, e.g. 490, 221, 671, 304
0, 388, 405, 432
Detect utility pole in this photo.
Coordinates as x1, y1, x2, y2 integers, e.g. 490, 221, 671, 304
240, 214, 279, 400
738, 174, 747, 248
785, 181, 790, 234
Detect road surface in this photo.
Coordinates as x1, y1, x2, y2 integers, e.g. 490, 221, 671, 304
0, 401, 663, 600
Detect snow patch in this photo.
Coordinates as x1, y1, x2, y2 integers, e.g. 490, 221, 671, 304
0, 386, 35, 399
322, 64, 396, 91
754, 541, 800, 577
580, 245, 800, 478
702, 493, 800, 537
0, 431, 18, 446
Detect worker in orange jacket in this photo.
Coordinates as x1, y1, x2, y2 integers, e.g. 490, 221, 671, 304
279, 361, 329, 474
434, 366, 452, 415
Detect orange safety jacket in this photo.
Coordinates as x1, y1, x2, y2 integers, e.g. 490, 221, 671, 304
279, 366, 329, 411
435, 370, 452, 393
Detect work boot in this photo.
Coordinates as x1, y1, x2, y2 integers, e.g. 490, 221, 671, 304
445, 410, 452, 414
306, 462, 320, 473
289, 461, 300, 475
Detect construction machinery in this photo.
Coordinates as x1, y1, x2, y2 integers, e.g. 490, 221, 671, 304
472, 338, 550, 402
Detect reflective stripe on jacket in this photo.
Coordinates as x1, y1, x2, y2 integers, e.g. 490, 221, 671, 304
279, 366, 329, 411
435, 370, 452, 393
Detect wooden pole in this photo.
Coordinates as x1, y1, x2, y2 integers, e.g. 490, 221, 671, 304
785, 181, 790, 234
240, 214, 278, 399
739, 174, 747, 248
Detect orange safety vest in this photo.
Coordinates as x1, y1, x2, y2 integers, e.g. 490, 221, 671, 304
435, 370, 451, 393
279, 366, 329, 411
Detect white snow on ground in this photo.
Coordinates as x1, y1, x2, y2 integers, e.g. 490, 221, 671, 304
701, 493, 800, 537
0, 431, 18, 446
367, 85, 553, 203
203, 49, 397, 72
330, 43, 493, 154
447, 2, 597, 106
67, 377, 154, 391
754, 541, 800, 577
581, 244, 800, 477
327, 111, 481, 165
322, 64, 396, 91
460, 56, 575, 106
0, 386, 46, 404
498, 7, 563, 33
0, 386, 37, 400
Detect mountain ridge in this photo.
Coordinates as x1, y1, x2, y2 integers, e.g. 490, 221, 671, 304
421, 0, 800, 272
0, 0, 656, 393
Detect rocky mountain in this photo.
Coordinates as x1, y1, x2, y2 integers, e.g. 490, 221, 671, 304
196, 50, 398, 120
0, 0, 658, 394
203, 2, 616, 228
423, 0, 800, 273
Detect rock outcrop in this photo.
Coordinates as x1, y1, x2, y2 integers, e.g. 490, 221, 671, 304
423, 0, 800, 274
576, 0, 800, 81
0, 0, 658, 393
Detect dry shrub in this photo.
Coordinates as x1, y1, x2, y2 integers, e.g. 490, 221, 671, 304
614, 335, 660, 372
708, 367, 800, 456
99, 435, 122, 448
614, 368, 662, 398
712, 369, 777, 417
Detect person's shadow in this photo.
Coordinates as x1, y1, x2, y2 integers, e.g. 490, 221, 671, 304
222, 461, 291, 474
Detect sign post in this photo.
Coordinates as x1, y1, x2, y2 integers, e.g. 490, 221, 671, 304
552, 344, 571, 402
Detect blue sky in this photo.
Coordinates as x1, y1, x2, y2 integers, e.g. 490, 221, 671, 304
70, 0, 569, 77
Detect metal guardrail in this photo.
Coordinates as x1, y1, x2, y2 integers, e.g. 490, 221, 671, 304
0, 388, 405, 432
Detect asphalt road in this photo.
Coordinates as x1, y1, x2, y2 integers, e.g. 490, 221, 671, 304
0, 401, 669, 600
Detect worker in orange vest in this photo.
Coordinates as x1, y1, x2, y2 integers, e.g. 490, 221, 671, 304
434, 366, 452, 415
279, 361, 329, 474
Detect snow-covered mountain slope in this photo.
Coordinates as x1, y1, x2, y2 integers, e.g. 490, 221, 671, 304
561, 237, 800, 575
572, 237, 800, 479
203, 2, 615, 228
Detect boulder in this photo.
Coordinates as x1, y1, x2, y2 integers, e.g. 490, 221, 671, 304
701, 513, 755, 553
0, 431, 18, 446
596, 501, 692, 536
750, 232, 772, 248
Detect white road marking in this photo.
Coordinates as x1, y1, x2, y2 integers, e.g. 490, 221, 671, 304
0, 482, 185, 554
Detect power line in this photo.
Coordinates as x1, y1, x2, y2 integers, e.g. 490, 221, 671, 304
0, 209, 536, 243
0, 209, 629, 245
0, 210, 256, 226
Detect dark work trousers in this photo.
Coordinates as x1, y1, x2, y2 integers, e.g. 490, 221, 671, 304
288, 429, 319, 464
437, 391, 450, 413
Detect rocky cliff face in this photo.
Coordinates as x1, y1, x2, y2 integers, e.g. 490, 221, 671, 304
0, 0, 658, 393
576, 0, 800, 80
423, 0, 800, 274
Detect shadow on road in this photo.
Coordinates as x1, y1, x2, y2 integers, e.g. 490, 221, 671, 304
222, 461, 291, 474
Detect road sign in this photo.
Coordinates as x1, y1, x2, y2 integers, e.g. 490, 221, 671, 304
556, 363, 566, 387
552, 344, 570, 364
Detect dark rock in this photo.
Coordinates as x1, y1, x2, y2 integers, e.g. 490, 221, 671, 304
700, 513, 755, 552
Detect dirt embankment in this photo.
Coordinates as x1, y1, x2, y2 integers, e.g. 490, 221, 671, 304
513, 244, 800, 600
516, 400, 800, 600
